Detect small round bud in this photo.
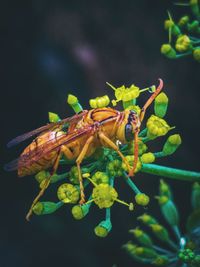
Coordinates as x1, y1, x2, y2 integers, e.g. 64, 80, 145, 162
91, 171, 109, 185
161, 44, 177, 59
150, 224, 170, 242
35, 170, 49, 184
127, 140, 147, 156
187, 20, 199, 33
178, 16, 190, 27
175, 35, 191, 52
159, 179, 173, 199
33, 201, 61, 215
67, 94, 78, 105
71, 204, 89, 220
107, 159, 123, 177
69, 166, 79, 184
164, 19, 174, 30
135, 193, 150, 206
163, 134, 182, 156
92, 184, 118, 208
89, 95, 110, 108
193, 48, 200, 62
140, 152, 155, 164
154, 92, 169, 118
48, 112, 60, 122
57, 183, 79, 203
94, 220, 112, 238
137, 213, 158, 225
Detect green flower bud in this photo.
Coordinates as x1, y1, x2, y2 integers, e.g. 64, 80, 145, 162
161, 44, 177, 59
91, 171, 109, 185
107, 159, 123, 177
154, 92, 169, 118
193, 48, 200, 62
94, 219, 112, 237
150, 224, 170, 243
175, 35, 191, 52
67, 94, 83, 113
129, 228, 153, 247
134, 246, 158, 259
164, 20, 181, 36
147, 115, 170, 139
178, 16, 190, 27
127, 140, 147, 156
137, 213, 158, 225
164, 19, 174, 30
35, 170, 49, 184
179, 248, 195, 263
92, 184, 118, 208
140, 152, 155, 164
187, 20, 199, 33
162, 134, 182, 156
122, 156, 142, 173
157, 196, 179, 226
190, 0, 200, 19
191, 182, 200, 210
71, 204, 89, 220
159, 179, 173, 199
89, 95, 110, 108
33, 201, 62, 215
152, 256, 169, 266
67, 94, 78, 105
57, 183, 79, 204
69, 166, 79, 184
135, 193, 150, 206
48, 112, 60, 123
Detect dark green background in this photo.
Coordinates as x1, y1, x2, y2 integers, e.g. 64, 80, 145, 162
1, 1, 200, 267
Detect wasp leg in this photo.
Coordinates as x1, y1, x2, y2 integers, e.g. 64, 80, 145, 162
98, 132, 131, 173
76, 135, 95, 204
26, 149, 63, 221
128, 128, 139, 177
140, 78, 163, 122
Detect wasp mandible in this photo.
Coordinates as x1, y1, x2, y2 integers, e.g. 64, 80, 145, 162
5, 79, 163, 221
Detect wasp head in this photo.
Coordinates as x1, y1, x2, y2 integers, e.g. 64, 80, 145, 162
116, 110, 140, 144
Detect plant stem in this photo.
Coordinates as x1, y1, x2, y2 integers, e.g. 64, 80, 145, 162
141, 164, 200, 182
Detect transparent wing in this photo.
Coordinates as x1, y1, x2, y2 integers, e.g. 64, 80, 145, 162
7, 110, 87, 148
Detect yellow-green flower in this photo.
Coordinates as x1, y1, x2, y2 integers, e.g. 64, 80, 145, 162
92, 171, 109, 184
89, 95, 110, 108
193, 48, 200, 62
175, 35, 191, 52
122, 155, 142, 173
127, 140, 147, 156
57, 183, 79, 203
92, 184, 118, 208
147, 115, 171, 138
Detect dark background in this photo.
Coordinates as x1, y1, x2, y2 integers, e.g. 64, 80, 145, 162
1, 1, 200, 267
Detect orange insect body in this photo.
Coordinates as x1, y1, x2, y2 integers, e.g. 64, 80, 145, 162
18, 107, 136, 177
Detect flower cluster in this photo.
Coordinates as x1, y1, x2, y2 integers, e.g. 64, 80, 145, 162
161, 0, 200, 62
31, 82, 200, 237
123, 180, 200, 266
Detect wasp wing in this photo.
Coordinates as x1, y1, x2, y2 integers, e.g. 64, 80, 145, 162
4, 125, 94, 172
7, 111, 87, 148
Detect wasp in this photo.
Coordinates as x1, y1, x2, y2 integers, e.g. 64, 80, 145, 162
5, 79, 163, 220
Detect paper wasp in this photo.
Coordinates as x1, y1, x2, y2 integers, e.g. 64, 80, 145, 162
5, 79, 163, 220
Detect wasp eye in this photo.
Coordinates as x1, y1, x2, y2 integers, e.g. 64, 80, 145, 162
125, 123, 134, 142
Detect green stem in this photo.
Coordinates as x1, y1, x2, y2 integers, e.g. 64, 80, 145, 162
176, 51, 192, 58
123, 172, 141, 194
141, 164, 200, 182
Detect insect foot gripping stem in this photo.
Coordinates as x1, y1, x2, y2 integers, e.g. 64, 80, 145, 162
6, 79, 200, 236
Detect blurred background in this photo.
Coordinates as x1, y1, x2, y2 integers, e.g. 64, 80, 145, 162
1, 0, 200, 266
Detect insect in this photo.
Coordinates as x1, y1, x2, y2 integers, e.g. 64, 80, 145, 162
5, 79, 163, 221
